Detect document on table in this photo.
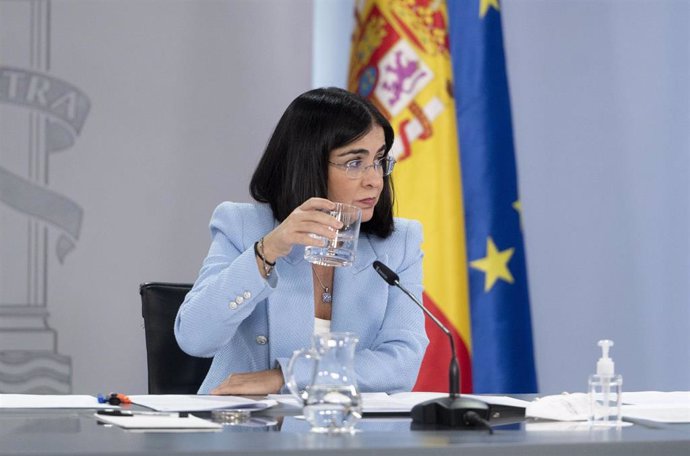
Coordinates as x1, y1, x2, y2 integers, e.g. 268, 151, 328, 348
526, 393, 590, 421
267, 393, 418, 412
266, 393, 427, 412
621, 391, 690, 423
361, 392, 431, 413
621, 391, 690, 406
621, 404, 690, 423
525, 391, 690, 423
128, 394, 277, 412
0, 394, 117, 409
361, 392, 528, 413
94, 412, 222, 430
267, 392, 529, 414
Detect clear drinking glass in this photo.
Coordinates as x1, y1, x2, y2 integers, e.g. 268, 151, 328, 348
286, 332, 362, 433
304, 203, 361, 267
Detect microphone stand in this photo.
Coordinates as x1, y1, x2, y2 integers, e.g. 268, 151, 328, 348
394, 282, 491, 429
373, 261, 491, 430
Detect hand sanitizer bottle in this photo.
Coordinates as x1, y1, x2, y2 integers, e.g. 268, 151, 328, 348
588, 339, 623, 426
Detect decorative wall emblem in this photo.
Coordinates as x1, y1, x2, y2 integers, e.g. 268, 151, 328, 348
0, 0, 90, 393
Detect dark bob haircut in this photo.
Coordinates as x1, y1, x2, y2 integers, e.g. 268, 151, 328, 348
249, 87, 395, 238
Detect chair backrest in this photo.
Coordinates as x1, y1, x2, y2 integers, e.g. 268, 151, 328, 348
139, 282, 212, 394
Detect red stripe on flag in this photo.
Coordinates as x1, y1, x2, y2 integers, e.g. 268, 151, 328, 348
413, 292, 473, 393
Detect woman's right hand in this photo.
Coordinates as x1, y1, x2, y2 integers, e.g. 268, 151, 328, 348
261, 198, 343, 263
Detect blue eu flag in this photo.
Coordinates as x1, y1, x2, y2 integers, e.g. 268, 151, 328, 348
448, 0, 538, 393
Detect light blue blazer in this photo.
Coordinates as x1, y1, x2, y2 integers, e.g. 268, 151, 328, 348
174, 202, 428, 394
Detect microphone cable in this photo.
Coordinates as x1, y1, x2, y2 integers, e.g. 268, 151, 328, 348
463, 411, 493, 434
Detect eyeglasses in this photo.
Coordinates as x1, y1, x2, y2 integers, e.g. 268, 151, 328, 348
328, 156, 396, 179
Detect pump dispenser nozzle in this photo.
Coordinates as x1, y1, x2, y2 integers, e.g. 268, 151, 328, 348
596, 339, 615, 376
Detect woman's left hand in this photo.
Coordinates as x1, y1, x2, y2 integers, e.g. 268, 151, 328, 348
210, 369, 284, 395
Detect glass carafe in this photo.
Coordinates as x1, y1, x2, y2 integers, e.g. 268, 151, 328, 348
286, 332, 362, 433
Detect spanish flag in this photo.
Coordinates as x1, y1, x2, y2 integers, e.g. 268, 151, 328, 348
348, 0, 537, 393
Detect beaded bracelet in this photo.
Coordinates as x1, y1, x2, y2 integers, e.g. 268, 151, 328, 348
254, 237, 275, 276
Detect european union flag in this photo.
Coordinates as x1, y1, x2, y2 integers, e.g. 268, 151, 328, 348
448, 1, 538, 393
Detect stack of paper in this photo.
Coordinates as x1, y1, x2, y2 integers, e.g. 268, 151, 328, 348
127, 394, 276, 412
621, 391, 690, 423
526, 393, 591, 421
0, 394, 116, 409
94, 412, 222, 430
267, 392, 529, 414
526, 391, 690, 423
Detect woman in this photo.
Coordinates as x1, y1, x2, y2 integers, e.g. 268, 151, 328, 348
174, 87, 428, 395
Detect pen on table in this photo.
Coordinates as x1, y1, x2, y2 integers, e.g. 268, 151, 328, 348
96, 410, 189, 418
97, 393, 132, 406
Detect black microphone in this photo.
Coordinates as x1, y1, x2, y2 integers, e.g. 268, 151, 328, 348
373, 260, 492, 430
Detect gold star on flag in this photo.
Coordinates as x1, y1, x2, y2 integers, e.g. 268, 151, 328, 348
512, 200, 521, 214
470, 237, 515, 292
479, 0, 501, 19
513, 199, 523, 230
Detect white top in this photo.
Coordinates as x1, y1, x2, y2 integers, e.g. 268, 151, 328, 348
314, 317, 331, 336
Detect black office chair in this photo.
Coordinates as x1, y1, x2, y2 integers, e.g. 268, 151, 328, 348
140, 282, 212, 394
